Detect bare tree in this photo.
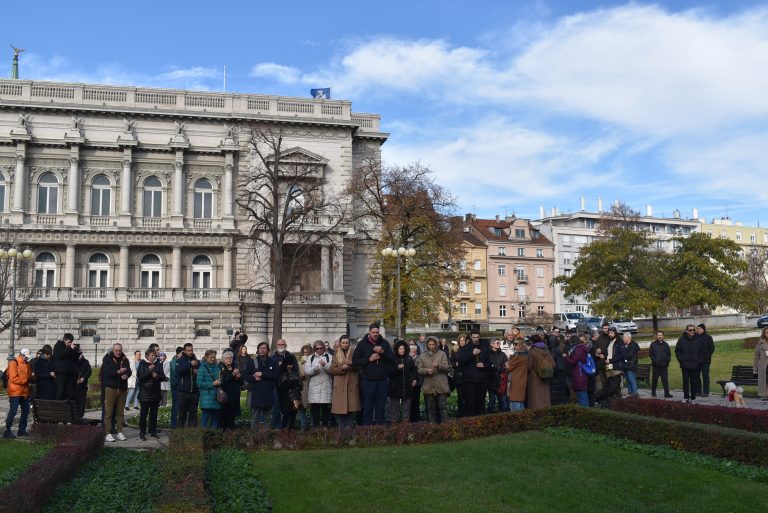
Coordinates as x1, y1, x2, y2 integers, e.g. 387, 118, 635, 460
236, 126, 348, 347
0, 232, 37, 354
598, 201, 642, 233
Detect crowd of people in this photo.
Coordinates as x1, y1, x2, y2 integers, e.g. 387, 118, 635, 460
1, 320, 727, 440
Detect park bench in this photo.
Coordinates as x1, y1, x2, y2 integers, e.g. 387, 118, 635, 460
716, 366, 759, 396
635, 363, 651, 386
32, 399, 100, 426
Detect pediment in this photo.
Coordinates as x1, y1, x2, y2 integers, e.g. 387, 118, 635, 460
269, 147, 329, 166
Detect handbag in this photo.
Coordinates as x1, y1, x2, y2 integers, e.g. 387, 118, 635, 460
206, 366, 228, 404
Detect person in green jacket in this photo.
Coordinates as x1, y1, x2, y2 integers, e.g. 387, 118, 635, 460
196, 349, 222, 428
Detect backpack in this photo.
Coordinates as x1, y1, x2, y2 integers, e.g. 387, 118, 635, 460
579, 353, 596, 376
532, 349, 555, 380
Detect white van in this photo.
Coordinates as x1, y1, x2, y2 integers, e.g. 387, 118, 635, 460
553, 312, 585, 331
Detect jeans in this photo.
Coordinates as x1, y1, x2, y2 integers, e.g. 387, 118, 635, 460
170, 388, 178, 428
624, 371, 638, 395
201, 408, 219, 428
126, 386, 139, 409
250, 406, 272, 431
360, 377, 389, 425
176, 391, 199, 427
576, 390, 589, 407
139, 400, 160, 435
701, 362, 711, 395
298, 408, 309, 431
486, 391, 508, 413
509, 401, 525, 411
5, 396, 30, 434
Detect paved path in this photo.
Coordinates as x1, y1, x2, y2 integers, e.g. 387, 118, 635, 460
636, 329, 760, 348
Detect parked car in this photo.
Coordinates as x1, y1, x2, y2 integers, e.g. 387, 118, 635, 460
757, 315, 768, 328
607, 318, 638, 334
553, 312, 585, 331
575, 316, 603, 333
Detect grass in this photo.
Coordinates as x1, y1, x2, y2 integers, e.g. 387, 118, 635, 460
639, 338, 758, 395
0, 440, 51, 487
251, 431, 767, 513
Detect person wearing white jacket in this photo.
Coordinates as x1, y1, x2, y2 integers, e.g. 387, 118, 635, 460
305, 340, 333, 428
125, 350, 142, 410
159, 352, 171, 406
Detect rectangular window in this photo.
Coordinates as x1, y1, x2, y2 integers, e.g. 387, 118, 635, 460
516, 267, 526, 279
459, 259, 466, 271
79, 319, 98, 338
474, 281, 481, 294
0, 185, 4, 212
138, 320, 156, 338
736, 232, 742, 241
19, 319, 37, 338
194, 192, 213, 219
656, 240, 665, 250
35, 269, 55, 288
195, 320, 212, 338
536, 266, 544, 278
141, 270, 160, 288
537, 286, 545, 298
459, 281, 467, 293
563, 252, 572, 264
515, 228, 526, 238
751, 233, 756, 243
564, 269, 573, 277
517, 248, 525, 257
499, 305, 506, 317
562, 235, 571, 246
574, 235, 588, 244
460, 302, 467, 315
585, 219, 596, 229
537, 306, 545, 315
192, 271, 211, 289
498, 246, 506, 255
88, 270, 108, 288
91, 188, 111, 216
517, 285, 526, 300
143, 190, 162, 217
38, 186, 58, 214
536, 249, 544, 257
499, 284, 507, 297
475, 303, 482, 315
473, 259, 481, 271
498, 264, 506, 276
518, 306, 526, 319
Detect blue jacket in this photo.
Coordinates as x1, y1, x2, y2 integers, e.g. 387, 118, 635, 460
243, 355, 278, 408
176, 353, 199, 394
196, 360, 222, 410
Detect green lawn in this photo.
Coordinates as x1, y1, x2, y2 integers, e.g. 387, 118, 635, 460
251, 432, 765, 513
640, 338, 758, 395
0, 440, 51, 487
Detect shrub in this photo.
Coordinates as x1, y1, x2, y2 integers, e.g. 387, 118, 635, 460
154, 429, 212, 513
0, 424, 103, 513
206, 449, 271, 513
610, 397, 768, 432
743, 337, 759, 349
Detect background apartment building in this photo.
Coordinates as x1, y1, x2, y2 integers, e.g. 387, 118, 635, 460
440, 231, 488, 332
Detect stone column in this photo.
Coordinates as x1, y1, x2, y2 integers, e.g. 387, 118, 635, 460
223, 155, 234, 218
119, 148, 133, 226
118, 246, 129, 288
222, 246, 232, 289
66, 146, 80, 223
171, 150, 184, 227
64, 244, 76, 288
332, 246, 344, 291
12, 143, 26, 217
171, 246, 182, 288
320, 245, 330, 291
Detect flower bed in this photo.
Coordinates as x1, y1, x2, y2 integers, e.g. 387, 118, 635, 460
610, 397, 768, 432
155, 429, 212, 513
0, 424, 103, 513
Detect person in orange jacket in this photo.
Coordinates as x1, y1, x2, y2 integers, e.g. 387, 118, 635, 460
4, 348, 32, 439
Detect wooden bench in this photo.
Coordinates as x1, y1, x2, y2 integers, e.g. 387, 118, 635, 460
716, 365, 759, 395
32, 399, 100, 426
635, 363, 651, 386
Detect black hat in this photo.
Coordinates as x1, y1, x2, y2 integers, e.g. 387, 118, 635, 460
697, 323, 706, 330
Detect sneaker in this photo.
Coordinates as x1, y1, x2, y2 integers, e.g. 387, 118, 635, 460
689, 398, 696, 404
116, 432, 126, 441
682, 398, 689, 403
3, 430, 15, 440
105, 433, 116, 442
134, 407, 139, 411
125, 407, 130, 411
16, 431, 29, 437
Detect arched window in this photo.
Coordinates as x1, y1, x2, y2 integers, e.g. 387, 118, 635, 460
87, 252, 110, 288
193, 178, 213, 219
142, 176, 163, 218
191, 255, 212, 289
140, 254, 162, 288
91, 175, 111, 216
38, 173, 59, 214
34, 251, 56, 288
0, 173, 5, 212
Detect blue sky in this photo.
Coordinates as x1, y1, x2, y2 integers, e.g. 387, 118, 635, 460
6, 1, 768, 225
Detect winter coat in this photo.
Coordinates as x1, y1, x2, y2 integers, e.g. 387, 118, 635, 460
649, 340, 672, 368
388, 354, 417, 399
352, 334, 395, 380
219, 362, 243, 415
169, 355, 179, 390
298, 355, 310, 406
621, 341, 640, 372
305, 352, 333, 404
101, 351, 132, 389
564, 343, 589, 391
176, 354, 200, 394
329, 348, 360, 415
754, 338, 768, 399
243, 355, 278, 408
458, 342, 491, 384
161, 360, 171, 391
675, 333, 704, 372
506, 352, 529, 402
33, 357, 56, 400
127, 359, 142, 389
699, 333, 715, 364
138, 359, 166, 404
76, 357, 92, 391
196, 360, 222, 410
277, 362, 302, 414
417, 350, 450, 396
606, 340, 626, 374
52, 340, 77, 378
526, 345, 551, 409
6, 355, 32, 398
487, 349, 508, 392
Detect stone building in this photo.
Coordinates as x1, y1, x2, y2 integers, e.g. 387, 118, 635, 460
0, 79, 387, 358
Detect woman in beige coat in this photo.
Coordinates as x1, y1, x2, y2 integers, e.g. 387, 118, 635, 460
329, 335, 360, 429
417, 337, 450, 423
754, 328, 768, 400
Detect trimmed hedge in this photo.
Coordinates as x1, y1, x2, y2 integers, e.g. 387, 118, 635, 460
155, 429, 212, 513
611, 397, 768, 432
743, 337, 759, 349
0, 424, 104, 513
206, 449, 271, 513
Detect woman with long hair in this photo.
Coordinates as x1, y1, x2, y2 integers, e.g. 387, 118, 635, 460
754, 327, 768, 400
297, 344, 313, 430
450, 334, 468, 417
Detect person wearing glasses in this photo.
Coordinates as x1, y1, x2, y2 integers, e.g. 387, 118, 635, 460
352, 323, 395, 426
329, 334, 360, 430
675, 324, 705, 403
243, 342, 279, 431
458, 330, 490, 416
305, 340, 333, 428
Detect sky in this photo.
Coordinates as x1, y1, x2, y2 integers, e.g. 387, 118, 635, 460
5, 0, 768, 226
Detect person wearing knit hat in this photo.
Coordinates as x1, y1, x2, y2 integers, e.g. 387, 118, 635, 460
695, 324, 715, 397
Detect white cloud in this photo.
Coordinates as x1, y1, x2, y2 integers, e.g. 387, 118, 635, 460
156, 67, 219, 81
250, 63, 301, 84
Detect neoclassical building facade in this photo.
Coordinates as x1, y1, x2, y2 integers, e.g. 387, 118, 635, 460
0, 79, 386, 356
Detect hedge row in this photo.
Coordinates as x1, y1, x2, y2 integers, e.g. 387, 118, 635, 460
155, 429, 212, 513
743, 337, 759, 349
206, 449, 271, 513
203, 406, 768, 467
0, 424, 103, 513
611, 397, 768, 432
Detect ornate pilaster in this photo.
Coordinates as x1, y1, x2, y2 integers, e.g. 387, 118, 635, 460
171, 246, 182, 289
222, 245, 232, 289
118, 246, 129, 288
118, 148, 133, 227
171, 150, 185, 228
64, 244, 76, 288
321, 245, 330, 291
11, 143, 26, 223
332, 246, 344, 291
65, 146, 81, 224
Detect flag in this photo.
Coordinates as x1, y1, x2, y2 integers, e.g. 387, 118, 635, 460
310, 88, 331, 99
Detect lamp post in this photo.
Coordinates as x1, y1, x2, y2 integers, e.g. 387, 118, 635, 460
1, 247, 33, 362
381, 246, 416, 339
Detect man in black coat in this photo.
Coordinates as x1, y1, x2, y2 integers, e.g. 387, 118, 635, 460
649, 330, 673, 398
270, 338, 298, 429
74, 345, 92, 418
458, 331, 490, 416
696, 324, 715, 397
675, 325, 705, 403
352, 323, 395, 426
175, 343, 200, 427
101, 343, 131, 442
53, 333, 78, 400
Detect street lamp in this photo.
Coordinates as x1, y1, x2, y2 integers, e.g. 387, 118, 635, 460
1, 247, 33, 362
381, 246, 417, 339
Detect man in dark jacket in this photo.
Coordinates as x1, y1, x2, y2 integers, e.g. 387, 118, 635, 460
458, 331, 490, 416
595, 323, 612, 355
101, 343, 131, 442
243, 341, 279, 431
137, 349, 167, 440
486, 339, 508, 413
649, 330, 673, 398
74, 345, 92, 418
169, 346, 183, 429
352, 323, 395, 426
53, 333, 78, 400
696, 324, 715, 397
175, 343, 200, 427
270, 338, 298, 429
621, 333, 640, 397
675, 325, 705, 403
